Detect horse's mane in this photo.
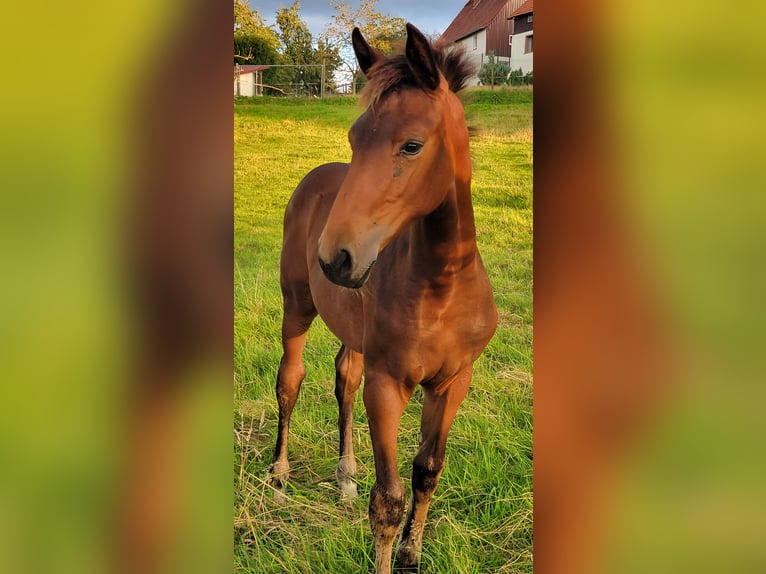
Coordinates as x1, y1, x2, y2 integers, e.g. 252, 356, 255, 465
360, 40, 475, 105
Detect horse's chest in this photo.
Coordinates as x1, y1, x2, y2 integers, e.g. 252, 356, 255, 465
367, 297, 493, 384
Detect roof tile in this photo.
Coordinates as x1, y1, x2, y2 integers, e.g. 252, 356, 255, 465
510, 0, 533, 18
441, 0, 518, 43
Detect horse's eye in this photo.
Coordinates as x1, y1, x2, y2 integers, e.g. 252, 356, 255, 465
400, 141, 424, 156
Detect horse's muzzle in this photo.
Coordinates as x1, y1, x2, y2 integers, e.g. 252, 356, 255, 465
319, 249, 374, 288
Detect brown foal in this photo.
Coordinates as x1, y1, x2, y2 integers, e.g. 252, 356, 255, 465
267, 23, 497, 573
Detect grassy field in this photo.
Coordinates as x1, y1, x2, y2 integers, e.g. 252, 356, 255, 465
234, 87, 532, 573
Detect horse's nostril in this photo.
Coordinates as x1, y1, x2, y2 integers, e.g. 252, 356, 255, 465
319, 248, 354, 285
335, 249, 352, 273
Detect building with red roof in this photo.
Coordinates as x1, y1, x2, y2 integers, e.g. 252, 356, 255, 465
509, 0, 533, 73
234, 64, 270, 97
441, 0, 533, 83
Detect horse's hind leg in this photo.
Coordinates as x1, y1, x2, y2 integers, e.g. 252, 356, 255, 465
268, 297, 316, 493
334, 344, 363, 501
395, 367, 473, 570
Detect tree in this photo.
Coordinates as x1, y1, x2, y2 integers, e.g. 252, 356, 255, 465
234, 1, 342, 97
276, 1, 314, 66
268, 1, 341, 97
315, 39, 343, 94
234, 34, 278, 65
234, 1, 279, 60
233, 1, 281, 96
322, 0, 406, 93
272, 1, 313, 95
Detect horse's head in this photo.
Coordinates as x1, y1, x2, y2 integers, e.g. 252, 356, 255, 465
317, 23, 472, 288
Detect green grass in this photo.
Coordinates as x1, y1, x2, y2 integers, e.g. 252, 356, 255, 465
234, 89, 532, 573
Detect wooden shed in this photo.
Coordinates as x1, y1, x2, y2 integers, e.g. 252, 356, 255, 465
234, 64, 270, 97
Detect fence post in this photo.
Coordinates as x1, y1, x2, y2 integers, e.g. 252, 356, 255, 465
490, 52, 495, 90
321, 57, 326, 99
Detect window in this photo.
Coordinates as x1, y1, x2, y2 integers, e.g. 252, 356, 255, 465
527, 14, 533, 23
525, 35, 533, 53
472, 35, 478, 50
509, 34, 513, 46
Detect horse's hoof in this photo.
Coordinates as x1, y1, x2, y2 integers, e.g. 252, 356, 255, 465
264, 474, 288, 505
394, 547, 420, 571
265, 472, 284, 489
339, 479, 358, 503
272, 488, 288, 506
264, 462, 290, 504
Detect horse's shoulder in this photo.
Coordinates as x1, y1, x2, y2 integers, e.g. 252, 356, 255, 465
299, 162, 349, 188
287, 162, 349, 214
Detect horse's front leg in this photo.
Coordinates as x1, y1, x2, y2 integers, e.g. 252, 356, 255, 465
334, 344, 363, 501
395, 367, 473, 570
363, 371, 413, 574
268, 309, 315, 495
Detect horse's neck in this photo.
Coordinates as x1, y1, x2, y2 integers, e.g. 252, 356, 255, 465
409, 97, 476, 285
408, 178, 478, 284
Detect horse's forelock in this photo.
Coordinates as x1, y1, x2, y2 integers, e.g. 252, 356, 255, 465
432, 41, 475, 93
360, 40, 475, 106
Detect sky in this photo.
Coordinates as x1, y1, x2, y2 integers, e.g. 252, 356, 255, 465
248, 0, 469, 40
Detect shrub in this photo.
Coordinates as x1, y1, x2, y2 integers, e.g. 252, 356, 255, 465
480, 56, 533, 87
479, 57, 511, 86
508, 68, 533, 86
508, 67, 524, 86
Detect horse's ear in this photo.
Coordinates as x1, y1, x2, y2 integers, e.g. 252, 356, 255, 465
352, 27, 384, 77
405, 23, 440, 91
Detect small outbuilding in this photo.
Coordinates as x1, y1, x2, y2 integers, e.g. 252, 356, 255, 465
234, 64, 270, 97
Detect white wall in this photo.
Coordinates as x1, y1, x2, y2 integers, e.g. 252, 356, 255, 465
454, 30, 487, 86
234, 72, 256, 97
509, 31, 533, 73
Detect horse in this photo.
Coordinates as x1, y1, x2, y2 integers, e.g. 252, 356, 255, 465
267, 23, 497, 573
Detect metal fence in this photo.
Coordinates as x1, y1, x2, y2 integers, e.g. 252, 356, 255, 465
247, 82, 355, 98
236, 61, 532, 97
235, 63, 349, 98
